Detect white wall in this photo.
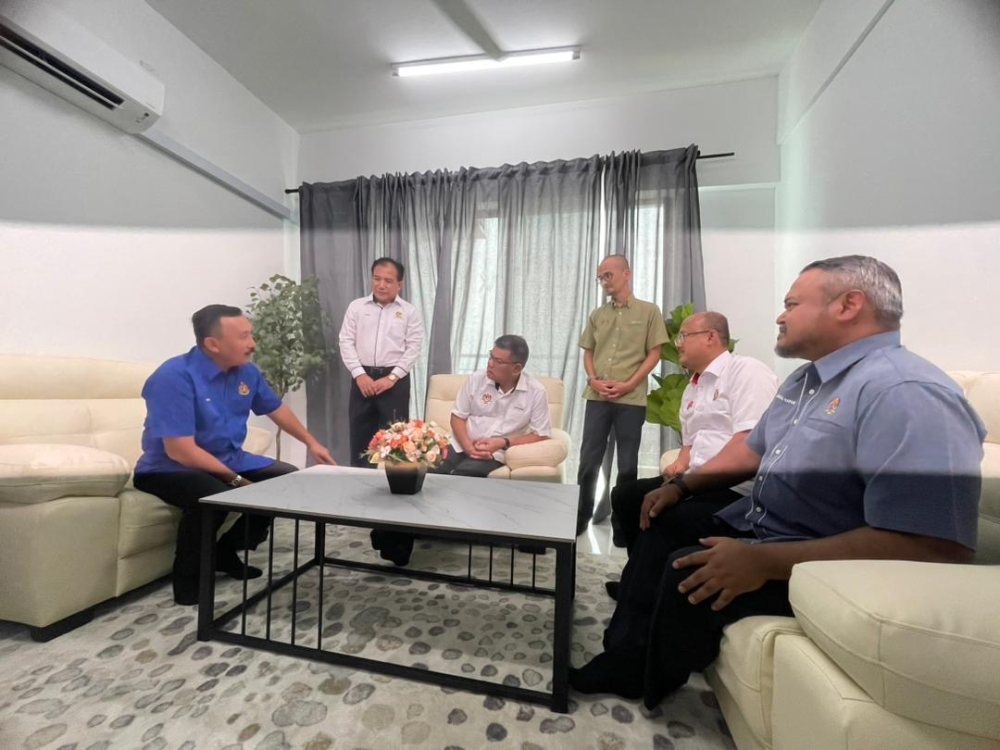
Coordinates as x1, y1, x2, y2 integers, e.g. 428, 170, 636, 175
0, 0, 306, 461
0, 0, 299, 363
776, 0, 1000, 374
299, 76, 781, 366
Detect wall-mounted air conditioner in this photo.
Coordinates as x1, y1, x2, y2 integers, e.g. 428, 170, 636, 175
0, 0, 164, 133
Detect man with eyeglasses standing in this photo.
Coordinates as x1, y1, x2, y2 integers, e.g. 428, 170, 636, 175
577, 254, 669, 537
608, 311, 778, 569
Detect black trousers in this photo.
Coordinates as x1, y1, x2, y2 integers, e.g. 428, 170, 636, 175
348, 367, 411, 467
611, 475, 741, 554
601, 499, 794, 706
576, 400, 647, 535
134, 460, 297, 579
432, 451, 504, 477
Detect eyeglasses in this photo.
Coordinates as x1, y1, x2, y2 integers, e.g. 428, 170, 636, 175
674, 330, 712, 345
596, 272, 615, 283
486, 352, 518, 366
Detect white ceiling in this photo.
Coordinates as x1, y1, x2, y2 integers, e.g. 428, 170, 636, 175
145, 0, 821, 133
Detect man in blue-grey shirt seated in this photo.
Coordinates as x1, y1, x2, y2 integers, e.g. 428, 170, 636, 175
134, 304, 335, 606
570, 255, 986, 706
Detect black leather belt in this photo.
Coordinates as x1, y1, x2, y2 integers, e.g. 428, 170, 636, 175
363, 366, 394, 377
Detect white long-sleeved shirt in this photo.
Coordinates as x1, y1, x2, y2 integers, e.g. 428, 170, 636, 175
338, 295, 424, 380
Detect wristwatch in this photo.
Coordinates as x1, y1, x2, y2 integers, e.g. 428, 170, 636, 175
388, 373, 398, 383
502, 437, 511, 450
667, 474, 691, 497
228, 474, 244, 488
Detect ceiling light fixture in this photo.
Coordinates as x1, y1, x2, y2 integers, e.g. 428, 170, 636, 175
392, 47, 580, 78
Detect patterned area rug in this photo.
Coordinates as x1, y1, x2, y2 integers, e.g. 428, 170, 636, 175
0, 521, 734, 749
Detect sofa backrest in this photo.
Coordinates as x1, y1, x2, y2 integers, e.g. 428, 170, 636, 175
0, 354, 155, 469
948, 371, 1000, 563
424, 373, 565, 435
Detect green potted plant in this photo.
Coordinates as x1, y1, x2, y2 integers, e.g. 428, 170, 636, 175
246, 274, 336, 458
646, 303, 736, 435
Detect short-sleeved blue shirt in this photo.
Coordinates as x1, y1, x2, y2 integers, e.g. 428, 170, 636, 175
716, 331, 986, 549
134, 347, 283, 475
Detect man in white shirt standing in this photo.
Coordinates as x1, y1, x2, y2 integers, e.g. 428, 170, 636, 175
338, 257, 424, 467
438, 334, 553, 477
610, 312, 778, 558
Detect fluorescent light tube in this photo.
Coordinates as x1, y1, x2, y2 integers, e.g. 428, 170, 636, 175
393, 47, 580, 78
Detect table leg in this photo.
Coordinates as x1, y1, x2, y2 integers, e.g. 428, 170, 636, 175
314, 521, 326, 564
197, 507, 217, 640
551, 541, 574, 713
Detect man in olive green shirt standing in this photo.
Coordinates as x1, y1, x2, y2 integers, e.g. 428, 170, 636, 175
577, 254, 669, 536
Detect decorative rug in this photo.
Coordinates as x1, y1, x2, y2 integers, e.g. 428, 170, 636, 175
0, 521, 734, 749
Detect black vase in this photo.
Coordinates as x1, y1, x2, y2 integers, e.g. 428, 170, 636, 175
384, 463, 427, 495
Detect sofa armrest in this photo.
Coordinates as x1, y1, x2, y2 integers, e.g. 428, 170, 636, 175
659, 448, 682, 474
504, 429, 569, 470
244, 426, 274, 457
0, 444, 132, 504
789, 559, 1000, 741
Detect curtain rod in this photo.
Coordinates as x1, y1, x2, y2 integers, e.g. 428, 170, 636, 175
283, 151, 735, 194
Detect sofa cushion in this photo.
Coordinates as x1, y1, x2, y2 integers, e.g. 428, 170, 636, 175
117, 488, 181, 558
709, 615, 803, 746
790, 560, 1000, 741
0, 444, 131, 504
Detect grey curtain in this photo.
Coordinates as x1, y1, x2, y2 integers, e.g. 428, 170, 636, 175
301, 147, 703, 471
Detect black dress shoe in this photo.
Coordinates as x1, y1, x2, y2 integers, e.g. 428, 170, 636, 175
172, 575, 199, 606
379, 545, 411, 567
605, 580, 620, 600
569, 652, 644, 699
216, 553, 263, 580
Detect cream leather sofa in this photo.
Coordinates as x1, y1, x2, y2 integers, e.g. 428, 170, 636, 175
658, 371, 1000, 748
424, 373, 570, 482
0, 354, 271, 641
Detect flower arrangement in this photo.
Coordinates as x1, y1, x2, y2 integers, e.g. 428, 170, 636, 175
364, 419, 450, 467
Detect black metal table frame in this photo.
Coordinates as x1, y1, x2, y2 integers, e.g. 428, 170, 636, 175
197, 500, 576, 712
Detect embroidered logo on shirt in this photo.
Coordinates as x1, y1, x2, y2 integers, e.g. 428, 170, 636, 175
238, 382, 250, 396
395, 310, 403, 319
825, 397, 840, 415
481, 393, 492, 404
713, 389, 720, 401
687, 400, 694, 410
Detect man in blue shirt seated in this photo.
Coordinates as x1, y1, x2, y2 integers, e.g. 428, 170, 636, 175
134, 304, 335, 606
569, 255, 986, 706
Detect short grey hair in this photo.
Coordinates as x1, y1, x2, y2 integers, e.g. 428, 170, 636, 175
494, 334, 529, 365
802, 255, 903, 328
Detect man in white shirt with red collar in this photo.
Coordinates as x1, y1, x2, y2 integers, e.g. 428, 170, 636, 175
339, 257, 424, 467
437, 334, 552, 477
610, 312, 778, 557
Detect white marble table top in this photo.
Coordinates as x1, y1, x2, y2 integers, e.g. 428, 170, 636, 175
203, 466, 578, 543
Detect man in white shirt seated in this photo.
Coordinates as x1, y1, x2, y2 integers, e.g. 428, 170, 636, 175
436, 334, 552, 477
377, 335, 553, 566
610, 312, 778, 564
